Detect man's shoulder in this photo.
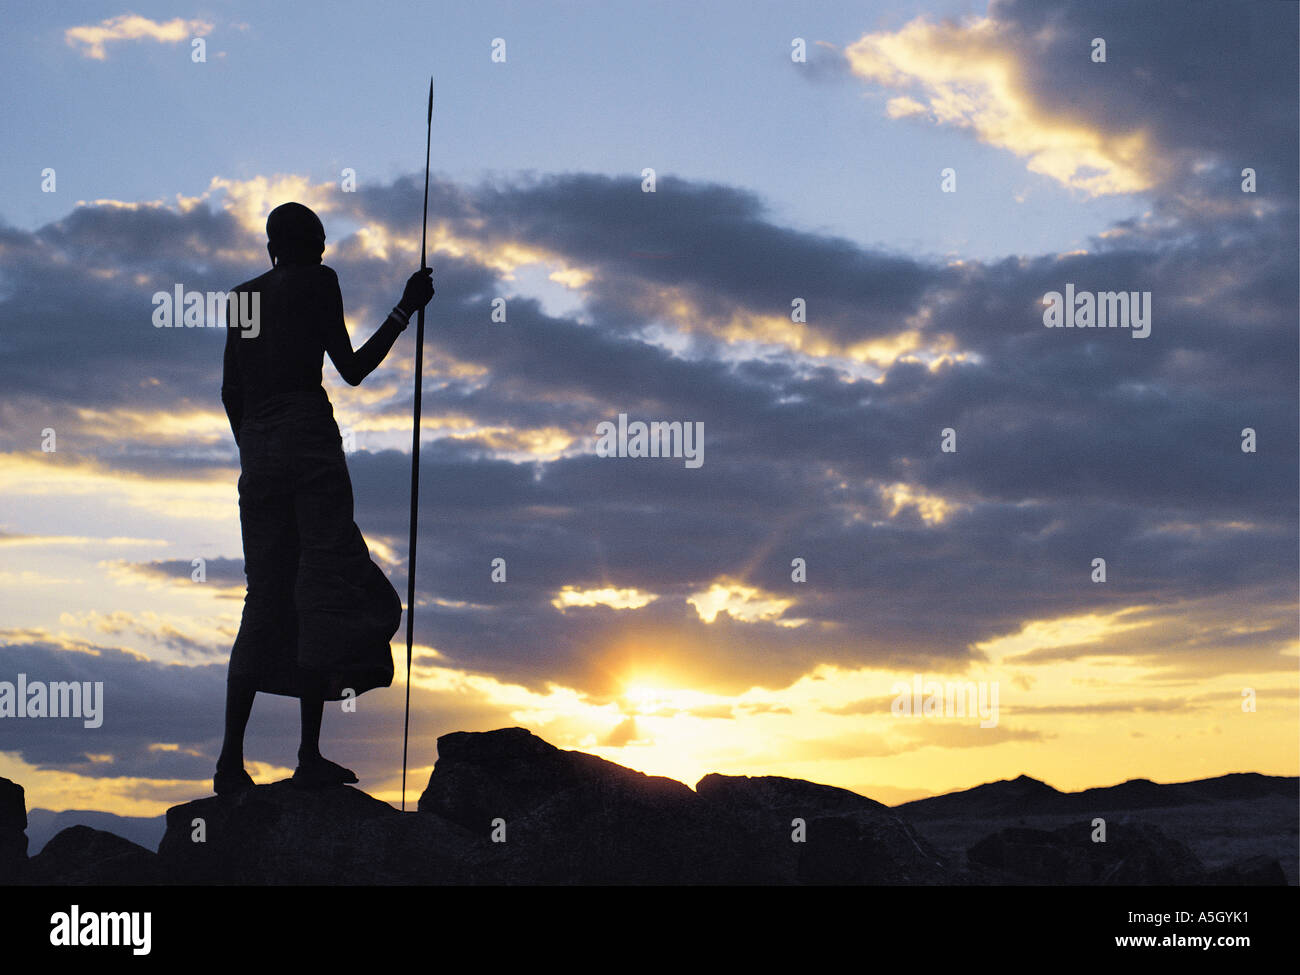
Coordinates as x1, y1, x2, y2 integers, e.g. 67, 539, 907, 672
229, 269, 274, 294
286, 263, 338, 281
228, 263, 337, 298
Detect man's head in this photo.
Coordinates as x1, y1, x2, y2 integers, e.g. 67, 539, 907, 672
266, 202, 325, 266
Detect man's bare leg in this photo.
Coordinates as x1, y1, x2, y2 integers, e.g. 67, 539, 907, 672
293, 692, 358, 787
215, 676, 256, 794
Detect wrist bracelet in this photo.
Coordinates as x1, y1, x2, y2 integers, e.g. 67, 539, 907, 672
390, 305, 410, 326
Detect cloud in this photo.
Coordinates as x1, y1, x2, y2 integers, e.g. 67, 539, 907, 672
111, 557, 245, 588
686, 580, 801, 626
845, 14, 1157, 195
552, 586, 658, 611
602, 716, 643, 746
898, 722, 1046, 750
1006, 698, 1198, 715
843, 0, 1298, 205
0, 120, 1294, 705
64, 14, 214, 61
787, 722, 1043, 761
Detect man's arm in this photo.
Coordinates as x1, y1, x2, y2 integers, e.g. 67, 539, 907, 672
322, 266, 432, 386
221, 291, 244, 445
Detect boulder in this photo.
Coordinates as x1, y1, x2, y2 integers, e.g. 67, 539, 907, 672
418, 727, 753, 883
967, 819, 1206, 884
1205, 854, 1287, 886
26, 825, 158, 885
0, 777, 28, 882
418, 727, 955, 884
157, 779, 481, 884
696, 774, 953, 884
2, 732, 1287, 886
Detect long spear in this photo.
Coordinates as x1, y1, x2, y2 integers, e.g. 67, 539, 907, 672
402, 76, 433, 812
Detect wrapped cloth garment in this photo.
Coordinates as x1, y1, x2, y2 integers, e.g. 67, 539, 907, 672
227, 388, 399, 700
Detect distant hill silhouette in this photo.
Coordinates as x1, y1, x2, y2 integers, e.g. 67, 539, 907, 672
26, 808, 166, 856
1, 731, 1293, 885
896, 771, 1297, 820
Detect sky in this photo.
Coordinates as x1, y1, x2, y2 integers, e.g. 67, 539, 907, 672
0, 0, 1296, 818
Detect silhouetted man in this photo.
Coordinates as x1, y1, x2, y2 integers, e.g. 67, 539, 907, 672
215, 202, 433, 794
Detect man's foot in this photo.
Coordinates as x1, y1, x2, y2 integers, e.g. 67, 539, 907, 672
214, 765, 255, 795
292, 756, 358, 789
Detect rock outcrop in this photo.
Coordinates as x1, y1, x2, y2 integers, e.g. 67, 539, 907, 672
899, 771, 1298, 820
419, 727, 755, 883
694, 773, 950, 884
0, 777, 27, 882
1204, 854, 1288, 886
27, 825, 159, 885
968, 819, 1211, 884
416, 727, 952, 883
3, 730, 1290, 885
158, 779, 480, 884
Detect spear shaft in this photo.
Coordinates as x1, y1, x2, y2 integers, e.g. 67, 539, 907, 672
402, 76, 433, 812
